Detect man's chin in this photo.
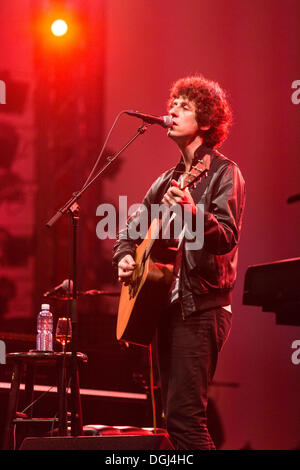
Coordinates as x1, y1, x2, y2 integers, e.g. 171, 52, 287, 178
167, 129, 179, 140
168, 131, 185, 148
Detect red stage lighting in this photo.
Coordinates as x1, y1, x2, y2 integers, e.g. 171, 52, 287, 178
51, 19, 68, 37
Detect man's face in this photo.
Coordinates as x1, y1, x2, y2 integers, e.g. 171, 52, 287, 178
167, 96, 200, 143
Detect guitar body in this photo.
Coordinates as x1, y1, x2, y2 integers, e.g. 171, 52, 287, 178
117, 220, 173, 346
116, 157, 210, 346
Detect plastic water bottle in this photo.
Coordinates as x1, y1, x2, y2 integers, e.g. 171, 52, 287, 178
36, 304, 53, 351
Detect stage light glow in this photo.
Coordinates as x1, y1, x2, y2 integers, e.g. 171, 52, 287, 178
51, 19, 68, 37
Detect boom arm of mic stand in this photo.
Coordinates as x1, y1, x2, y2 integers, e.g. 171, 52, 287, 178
45, 123, 149, 229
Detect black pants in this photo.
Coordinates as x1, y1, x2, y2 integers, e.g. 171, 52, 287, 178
157, 303, 232, 450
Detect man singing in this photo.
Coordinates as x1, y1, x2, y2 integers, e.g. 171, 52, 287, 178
113, 75, 245, 449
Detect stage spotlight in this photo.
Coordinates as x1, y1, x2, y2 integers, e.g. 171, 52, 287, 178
51, 19, 68, 37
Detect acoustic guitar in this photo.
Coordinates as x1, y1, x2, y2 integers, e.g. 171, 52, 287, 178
116, 159, 209, 346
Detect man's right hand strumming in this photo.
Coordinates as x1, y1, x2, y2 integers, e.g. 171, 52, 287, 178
118, 254, 136, 285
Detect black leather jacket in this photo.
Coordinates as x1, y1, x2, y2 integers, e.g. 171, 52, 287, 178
113, 144, 246, 318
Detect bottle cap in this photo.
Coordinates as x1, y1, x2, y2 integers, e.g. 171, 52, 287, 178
41, 304, 50, 310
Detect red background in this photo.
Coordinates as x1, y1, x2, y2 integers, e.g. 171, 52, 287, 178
0, 0, 300, 449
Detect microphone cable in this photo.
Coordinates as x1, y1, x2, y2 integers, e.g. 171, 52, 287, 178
80, 110, 127, 191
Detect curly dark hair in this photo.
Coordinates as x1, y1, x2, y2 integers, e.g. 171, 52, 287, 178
168, 75, 232, 148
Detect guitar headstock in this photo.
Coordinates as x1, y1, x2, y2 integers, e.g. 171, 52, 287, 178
180, 156, 210, 190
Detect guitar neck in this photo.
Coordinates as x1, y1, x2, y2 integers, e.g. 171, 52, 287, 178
142, 163, 208, 259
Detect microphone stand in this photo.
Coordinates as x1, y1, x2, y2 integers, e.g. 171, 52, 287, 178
45, 123, 149, 436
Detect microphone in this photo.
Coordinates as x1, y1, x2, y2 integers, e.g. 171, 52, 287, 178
287, 193, 300, 204
125, 110, 173, 128
43, 279, 73, 298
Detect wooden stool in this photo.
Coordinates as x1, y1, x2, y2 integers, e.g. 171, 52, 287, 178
2, 351, 88, 450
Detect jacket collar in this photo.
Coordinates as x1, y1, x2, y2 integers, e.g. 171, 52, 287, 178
173, 144, 214, 178
194, 144, 213, 163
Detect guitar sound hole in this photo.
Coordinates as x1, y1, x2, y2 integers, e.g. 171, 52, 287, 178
128, 254, 146, 299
